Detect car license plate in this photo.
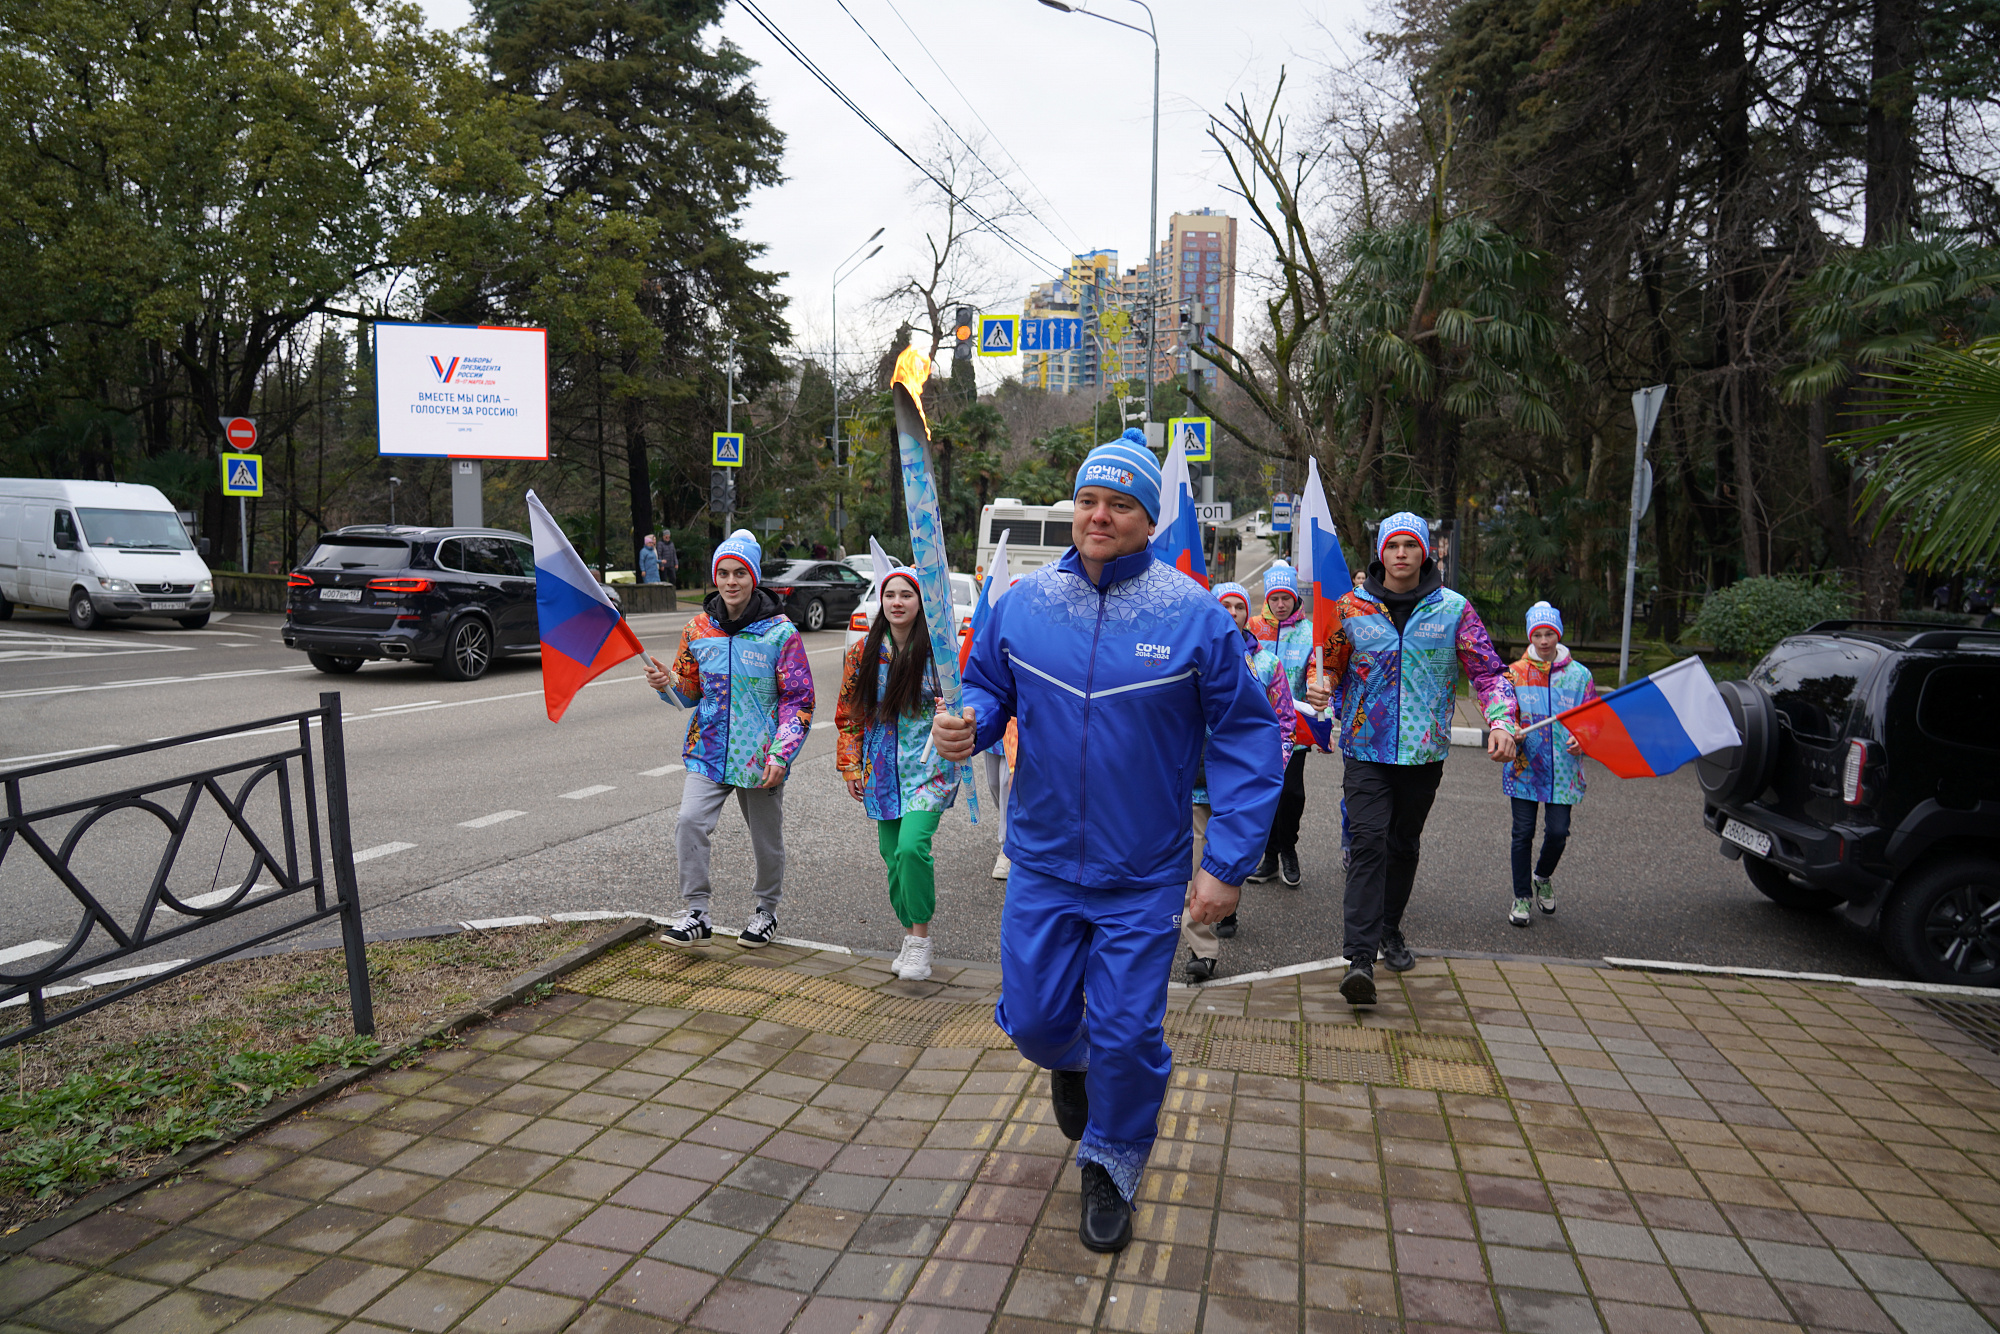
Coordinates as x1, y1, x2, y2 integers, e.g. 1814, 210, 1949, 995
1721, 818, 1773, 858
152, 600, 187, 611
320, 588, 362, 602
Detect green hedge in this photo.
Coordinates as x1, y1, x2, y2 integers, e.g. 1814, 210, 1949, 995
1688, 576, 1854, 661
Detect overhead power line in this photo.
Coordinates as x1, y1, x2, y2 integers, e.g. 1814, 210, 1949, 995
732, 0, 1068, 280
830, 0, 1078, 260
874, 0, 1090, 250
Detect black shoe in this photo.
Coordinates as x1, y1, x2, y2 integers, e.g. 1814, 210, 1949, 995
1215, 912, 1238, 940
1340, 961, 1377, 1006
1185, 952, 1218, 984
1050, 1069, 1088, 1141
1379, 929, 1415, 973
1245, 853, 1279, 883
1078, 1162, 1133, 1253
1278, 850, 1302, 887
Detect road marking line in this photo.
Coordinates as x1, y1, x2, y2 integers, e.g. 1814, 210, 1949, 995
0, 940, 61, 966
0, 744, 118, 767
0, 664, 315, 701
353, 841, 416, 862
0, 958, 191, 1009
168, 884, 277, 912
640, 764, 684, 777
373, 699, 442, 711
807, 645, 850, 656
462, 915, 545, 929
560, 785, 616, 800
460, 810, 527, 828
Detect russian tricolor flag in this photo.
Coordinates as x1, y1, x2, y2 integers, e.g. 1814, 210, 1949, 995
1293, 459, 1351, 749
1553, 656, 1742, 778
1150, 439, 1209, 588
527, 489, 646, 722
962, 530, 1009, 673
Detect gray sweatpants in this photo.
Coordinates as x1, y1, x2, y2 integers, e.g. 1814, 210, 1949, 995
676, 772, 786, 918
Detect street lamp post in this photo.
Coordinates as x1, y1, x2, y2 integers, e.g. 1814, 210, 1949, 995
388, 476, 401, 526
831, 227, 885, 544
1037, 0, 1159, 433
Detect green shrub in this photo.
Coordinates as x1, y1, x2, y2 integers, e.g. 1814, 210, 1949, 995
1688, 576, 1854, 660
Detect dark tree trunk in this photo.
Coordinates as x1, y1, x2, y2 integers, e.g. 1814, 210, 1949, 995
1865, 0, 1920, 244
624, 397, 653, 571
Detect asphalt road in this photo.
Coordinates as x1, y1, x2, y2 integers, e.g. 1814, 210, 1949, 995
0, 602, 1907, 993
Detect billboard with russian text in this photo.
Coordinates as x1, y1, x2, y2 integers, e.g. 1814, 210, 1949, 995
375, 322, 549, 460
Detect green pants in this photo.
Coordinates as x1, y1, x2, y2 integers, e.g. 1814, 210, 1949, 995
876, 811, 941, 928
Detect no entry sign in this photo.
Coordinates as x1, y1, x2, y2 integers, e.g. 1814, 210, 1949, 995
221, 416, 258, 451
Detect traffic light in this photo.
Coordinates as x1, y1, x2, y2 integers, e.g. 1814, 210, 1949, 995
709, 470, 734, 514
953, 306, 975, 362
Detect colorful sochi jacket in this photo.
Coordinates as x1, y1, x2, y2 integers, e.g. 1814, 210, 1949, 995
1322, 571, 1517, 765
1502, 645, 1598, 804
1253, 604, 1319, 749
1195, 630, 1297, 806
835, 639, 959, 820
663, 588, 815, 786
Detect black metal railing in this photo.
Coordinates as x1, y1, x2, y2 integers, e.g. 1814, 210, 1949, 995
1, 691, 372, 1048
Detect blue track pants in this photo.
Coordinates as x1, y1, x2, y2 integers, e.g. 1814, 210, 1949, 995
995, 865, 1183, 1203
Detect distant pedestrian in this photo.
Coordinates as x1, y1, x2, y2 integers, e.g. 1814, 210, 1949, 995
1184, 582, 1296, 983
814, 541, 830, 561
640, 533, 660, 584
1247, 561, 1316, 890
645, 529, 815, 949
659, 530, 680, 587
837, 561, 958, 982
1304, 513, 1519, 1006
1501, 602, 1597, 927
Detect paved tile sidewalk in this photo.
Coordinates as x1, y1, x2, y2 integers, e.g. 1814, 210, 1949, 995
7, 938, 2000, 1334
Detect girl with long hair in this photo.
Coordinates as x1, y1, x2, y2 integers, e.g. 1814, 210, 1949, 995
835, 566, 959, 980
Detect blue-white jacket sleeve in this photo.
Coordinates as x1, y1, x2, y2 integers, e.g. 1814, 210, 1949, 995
1197, 614, 1285, 884
963, 594, 1017, 754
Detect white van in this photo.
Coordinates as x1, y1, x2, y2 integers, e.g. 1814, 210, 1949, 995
974, 497, 1076, 586
0, 480, 215, 629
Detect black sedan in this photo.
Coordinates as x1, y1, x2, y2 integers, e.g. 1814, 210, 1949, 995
761, 559, 868, 632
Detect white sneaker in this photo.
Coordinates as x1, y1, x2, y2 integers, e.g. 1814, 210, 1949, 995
902, 934, 933, 982
890, 935, 921, 978
991, 851, 1011, 879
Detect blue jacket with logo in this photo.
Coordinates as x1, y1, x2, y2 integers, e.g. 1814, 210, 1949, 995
962, 546, 1283, 888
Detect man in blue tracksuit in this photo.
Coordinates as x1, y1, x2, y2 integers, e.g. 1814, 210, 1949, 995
933, 429, 1282, 1254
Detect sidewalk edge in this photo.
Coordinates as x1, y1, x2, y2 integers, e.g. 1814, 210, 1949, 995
0, 918, 652, 1256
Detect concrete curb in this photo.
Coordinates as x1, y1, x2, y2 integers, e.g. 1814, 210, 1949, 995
0, 918, 652, 1256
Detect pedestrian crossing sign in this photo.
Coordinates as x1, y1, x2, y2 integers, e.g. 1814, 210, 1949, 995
978, 314, 1019, 357
1170, 416, 1213, 463
711, 432, 744, 468
220, 452, 263, 497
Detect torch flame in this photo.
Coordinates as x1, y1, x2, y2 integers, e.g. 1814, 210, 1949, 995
891, 347, 931, 435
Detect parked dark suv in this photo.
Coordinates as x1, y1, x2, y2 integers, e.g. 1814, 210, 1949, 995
283, 525, 607, 681
1697, 621, 2000, 984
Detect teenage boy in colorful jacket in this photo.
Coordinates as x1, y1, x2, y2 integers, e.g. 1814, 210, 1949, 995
1248, 561, 1318, 890
644, 529, 815, 949
1304, 513, 1518, 1006
933, 431, 1281, 1254
1502, 601, 1598, 927
1185, 582, 1297, 983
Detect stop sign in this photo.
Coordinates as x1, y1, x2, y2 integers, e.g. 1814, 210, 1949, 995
224, 417, 258, 451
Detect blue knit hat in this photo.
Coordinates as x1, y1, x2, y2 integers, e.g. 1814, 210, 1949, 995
1214, 582, 1250, 608
1263, 561, 1298, 598
1074, 428, 1163, 521
712, 528, 762, 584
1526, 601, 1564, 638
1377, 511, 1430, 559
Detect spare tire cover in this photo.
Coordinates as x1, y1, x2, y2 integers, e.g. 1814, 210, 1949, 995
1696, 678, 1776, 804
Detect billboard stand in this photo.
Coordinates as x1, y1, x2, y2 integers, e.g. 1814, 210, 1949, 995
453, 460, 483, 528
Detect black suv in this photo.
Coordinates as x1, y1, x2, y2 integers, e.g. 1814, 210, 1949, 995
283, 525, 608, 681
1697, 621, 2000, 984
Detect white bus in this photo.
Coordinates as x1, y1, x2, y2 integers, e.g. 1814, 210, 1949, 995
974, 498, 1074, 586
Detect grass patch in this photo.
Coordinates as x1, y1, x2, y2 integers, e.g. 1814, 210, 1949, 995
0, 920, 599, 1231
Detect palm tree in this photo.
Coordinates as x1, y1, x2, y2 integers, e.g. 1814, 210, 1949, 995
1836, 335, 2000, 570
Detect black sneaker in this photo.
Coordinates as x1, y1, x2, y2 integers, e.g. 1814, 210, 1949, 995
1379, 929, 1415, 972
1245, 853, 1279, 883
659, 910, 711, 946
1215, 912, 1238, 940
1050, 1069, 1088, 1140
1185, 953, 1218, 984
1078, 1161, 1133, 1253
1340, 961, 1377, 1006
1279, 850, 1302, 887
737, 910, 777, 947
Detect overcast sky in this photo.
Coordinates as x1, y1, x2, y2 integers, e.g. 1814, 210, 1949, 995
413, 0, 1373, 380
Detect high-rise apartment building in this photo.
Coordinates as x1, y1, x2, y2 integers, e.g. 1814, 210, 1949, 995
1020, 211, 1236, 398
